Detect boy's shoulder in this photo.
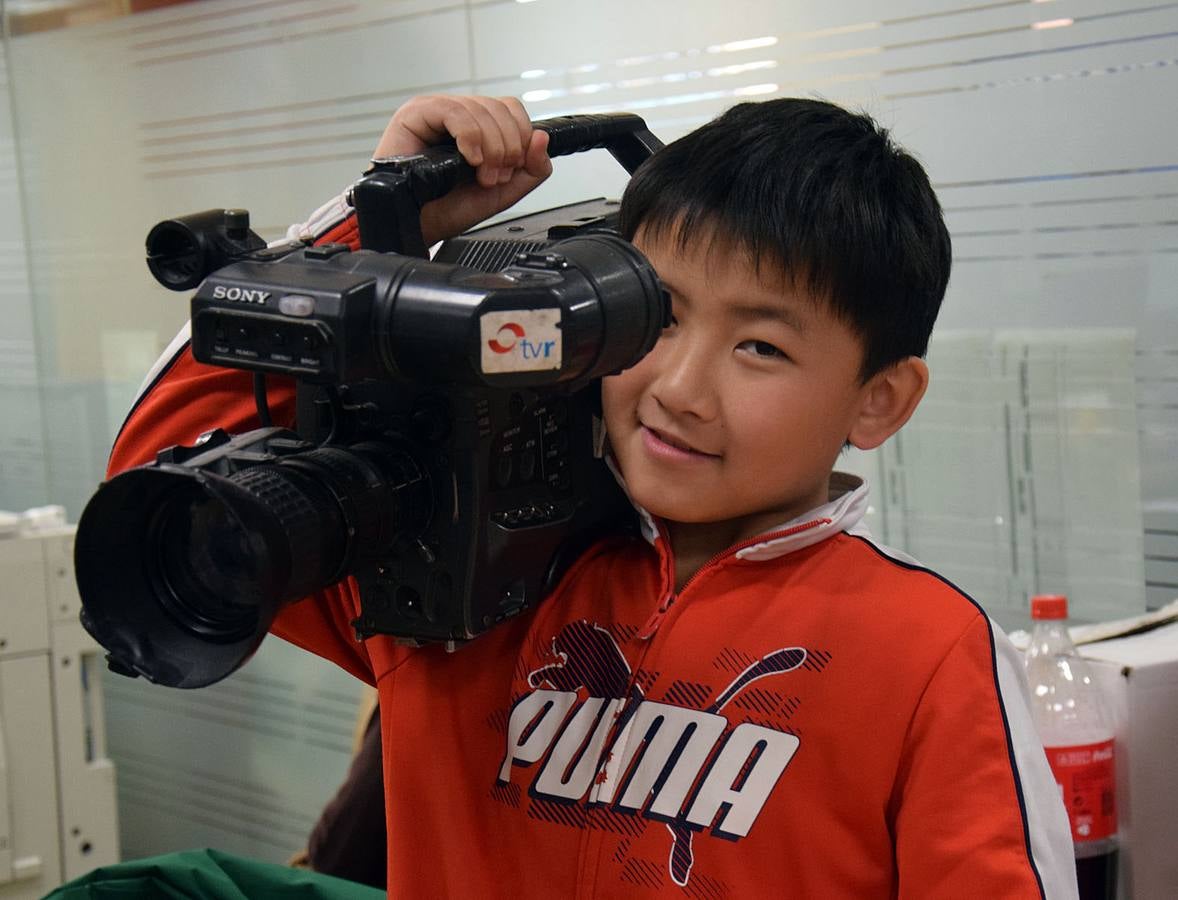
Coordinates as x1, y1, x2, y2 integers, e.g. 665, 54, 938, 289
829, 529, 978, 599
798, 529, 995, 651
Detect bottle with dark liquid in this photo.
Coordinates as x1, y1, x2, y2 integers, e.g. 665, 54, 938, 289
1024, 594, 1118, 900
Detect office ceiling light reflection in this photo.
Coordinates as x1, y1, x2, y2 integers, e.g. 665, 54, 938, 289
522, 58, 777, 105
522, 88, 562, 102
617, 50, 686, 67
707, 60, 778, 77
514, 32, 786, 112
734, 83, 780, 96
706, 36, 779, 53
1031, 18, 1074, 29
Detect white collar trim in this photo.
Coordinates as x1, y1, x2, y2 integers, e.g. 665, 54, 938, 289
609, 458, 870, 561
734, 472, 868, 561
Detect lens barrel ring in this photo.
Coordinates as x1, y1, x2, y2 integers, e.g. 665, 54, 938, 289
224, 463, 346, 599
281, 443, 432, 564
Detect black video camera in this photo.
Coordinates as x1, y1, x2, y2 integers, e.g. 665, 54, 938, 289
74, 114, 669, 689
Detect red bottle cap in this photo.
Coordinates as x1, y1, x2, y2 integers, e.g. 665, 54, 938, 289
1031, 594, 1068, 620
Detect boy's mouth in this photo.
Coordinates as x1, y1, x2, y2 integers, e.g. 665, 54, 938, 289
641, 424, 719, 459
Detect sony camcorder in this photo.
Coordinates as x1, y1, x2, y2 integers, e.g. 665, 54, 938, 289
74, 114, 669, 688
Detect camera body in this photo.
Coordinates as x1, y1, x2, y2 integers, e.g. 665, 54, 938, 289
192, 203, 643, 642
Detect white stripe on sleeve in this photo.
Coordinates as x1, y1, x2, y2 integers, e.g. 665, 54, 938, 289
990, 623, 1080, 899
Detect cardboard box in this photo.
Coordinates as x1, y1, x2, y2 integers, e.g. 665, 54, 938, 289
1080, 620, 1178, 899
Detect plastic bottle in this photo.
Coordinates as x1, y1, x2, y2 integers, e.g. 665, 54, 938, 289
1023, 594, 1118, 900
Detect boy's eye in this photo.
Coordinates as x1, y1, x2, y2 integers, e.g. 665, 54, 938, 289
739, 339, 786, 359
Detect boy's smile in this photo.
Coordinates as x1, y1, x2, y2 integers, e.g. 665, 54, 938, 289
640, 424, 720, 461
603, 228, 879, 556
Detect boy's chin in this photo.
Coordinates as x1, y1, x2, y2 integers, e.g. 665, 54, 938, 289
630, 491, 723, 525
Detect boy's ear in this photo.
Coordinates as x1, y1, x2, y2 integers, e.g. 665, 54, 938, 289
847, 357, 929, 451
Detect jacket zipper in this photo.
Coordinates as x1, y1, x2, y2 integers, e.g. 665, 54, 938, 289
636, 516, 833, 640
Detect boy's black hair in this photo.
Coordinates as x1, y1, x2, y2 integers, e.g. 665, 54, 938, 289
618, 98, 952, 381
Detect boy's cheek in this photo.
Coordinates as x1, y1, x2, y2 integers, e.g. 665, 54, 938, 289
600, 373, 637, 439
600, 375, 623, 424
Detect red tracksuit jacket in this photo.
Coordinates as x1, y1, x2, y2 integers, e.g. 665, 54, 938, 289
106, 209, 1077, 898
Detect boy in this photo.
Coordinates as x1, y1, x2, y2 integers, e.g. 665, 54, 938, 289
109, 95, 1077, 897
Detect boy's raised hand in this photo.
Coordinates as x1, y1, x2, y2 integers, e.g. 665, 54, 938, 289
373, 95, 553, 247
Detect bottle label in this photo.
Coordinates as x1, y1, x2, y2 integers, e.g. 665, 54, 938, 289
1044, 739, 1117, 843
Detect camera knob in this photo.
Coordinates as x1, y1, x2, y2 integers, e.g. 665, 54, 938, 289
224, 208, 250, 239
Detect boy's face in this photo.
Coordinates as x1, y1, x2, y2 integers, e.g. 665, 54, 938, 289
603, 228, 875, 546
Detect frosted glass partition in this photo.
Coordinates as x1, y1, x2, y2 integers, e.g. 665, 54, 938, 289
886, 328, 1146, 625
0, 35, 46, 512
101, 637, 367, 863
2, 0, 1176, 865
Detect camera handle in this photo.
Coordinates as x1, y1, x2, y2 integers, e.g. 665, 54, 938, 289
348, 113, 664, 257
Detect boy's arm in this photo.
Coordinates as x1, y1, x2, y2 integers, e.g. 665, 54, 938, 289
890, 614, 1079, 899
105, 95, 551, 681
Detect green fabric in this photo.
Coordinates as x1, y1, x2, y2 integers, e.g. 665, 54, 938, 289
43, 848, 385, 899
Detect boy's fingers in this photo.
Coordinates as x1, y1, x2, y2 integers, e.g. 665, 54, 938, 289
372, 95, 460, 158
497, 96, 535, 159
524, 129, 552, 179
445, 99, 506, 186
372, 95, 550, 245
466, 97, 528, 186
495, 146, 552, 207
375, 96, 540, 190
375, 95, 500, 166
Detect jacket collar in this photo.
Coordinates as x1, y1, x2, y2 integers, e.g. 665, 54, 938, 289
733, 471, 868, 561
608, 459, 870, 563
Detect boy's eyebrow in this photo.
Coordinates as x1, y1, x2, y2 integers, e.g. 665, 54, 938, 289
661, 276, 810, 334
728, 300, 809, 334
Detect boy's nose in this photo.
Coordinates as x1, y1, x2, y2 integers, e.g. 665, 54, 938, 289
648, 341, 718, 421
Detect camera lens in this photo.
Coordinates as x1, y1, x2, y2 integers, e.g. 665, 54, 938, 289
150, 487, 265, 642
75, 440, 429, 687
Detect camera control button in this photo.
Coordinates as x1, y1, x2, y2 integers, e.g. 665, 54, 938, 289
515, 251, 569, 271
278, 294, 316, 317
304, 242, 350, 260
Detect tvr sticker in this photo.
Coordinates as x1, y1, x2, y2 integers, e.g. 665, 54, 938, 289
480, 309, 562, 374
